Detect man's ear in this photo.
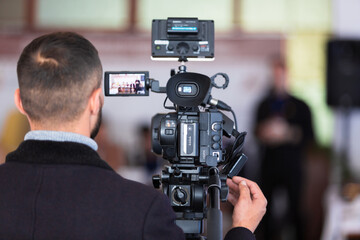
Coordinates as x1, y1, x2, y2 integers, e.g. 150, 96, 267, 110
14, 88, 27, 116
89, 88, 103, 115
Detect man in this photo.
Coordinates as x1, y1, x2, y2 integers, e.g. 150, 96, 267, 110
0, 32, 266, 239
254, 57, 314, 240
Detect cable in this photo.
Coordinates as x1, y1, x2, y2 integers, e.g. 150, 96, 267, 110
226, 131, 247, 165
230, 109, 238, 131
163, 97, 176, 110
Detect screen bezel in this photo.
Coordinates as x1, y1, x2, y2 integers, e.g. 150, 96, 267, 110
104, 71, 149, 97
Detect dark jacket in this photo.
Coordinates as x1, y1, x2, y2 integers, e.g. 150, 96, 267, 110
0, 140, 254, 240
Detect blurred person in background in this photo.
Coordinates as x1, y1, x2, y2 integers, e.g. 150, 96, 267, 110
0, 109, 30, 163
254, 57, 314, 240
94, 118, 128, 171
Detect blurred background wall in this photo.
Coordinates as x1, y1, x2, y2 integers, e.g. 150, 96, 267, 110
1, 0, 360, 239
1, 0, 356, 170
0, 0, 334, 161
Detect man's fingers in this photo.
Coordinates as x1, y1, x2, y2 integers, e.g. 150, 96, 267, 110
232, 176, 255, 188
230, 177, 266, 203
226, 178, 239, 191
227, 180, 238, 206
227, 178, 251, 201
245, 180, 267, 206
240, 180, 267, 214
238, 180, 251, 202
227, 192, 237, 206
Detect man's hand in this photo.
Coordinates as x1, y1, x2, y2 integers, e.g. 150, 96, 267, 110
226, 176, 267, 233
257, 117, 302, 146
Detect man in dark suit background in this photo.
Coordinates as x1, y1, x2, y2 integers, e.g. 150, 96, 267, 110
254, 57, 314, 240
0, 32, 267, 239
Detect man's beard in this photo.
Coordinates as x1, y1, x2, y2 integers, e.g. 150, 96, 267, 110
90, 108, 102, 139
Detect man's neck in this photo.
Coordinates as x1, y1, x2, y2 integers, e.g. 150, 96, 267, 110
29, 118, 91, 138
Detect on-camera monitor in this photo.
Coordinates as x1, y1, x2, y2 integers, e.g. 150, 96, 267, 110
104, 71, 149, 96
151, 18, 214, 61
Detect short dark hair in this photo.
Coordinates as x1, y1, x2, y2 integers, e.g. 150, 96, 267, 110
17, 32, 102, 123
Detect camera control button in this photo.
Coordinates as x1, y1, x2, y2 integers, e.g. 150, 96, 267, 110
168, 45, 174, 51
212, 122, 221, 131
212, 143, 220, 150
212, 135, 221, 142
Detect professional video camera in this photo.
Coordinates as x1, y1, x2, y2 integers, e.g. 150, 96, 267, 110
104, 18, 248, 240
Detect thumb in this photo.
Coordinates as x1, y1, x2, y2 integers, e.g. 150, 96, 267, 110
238, 180, 251, 203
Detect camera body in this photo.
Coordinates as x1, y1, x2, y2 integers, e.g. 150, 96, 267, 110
151, 109, 224, 167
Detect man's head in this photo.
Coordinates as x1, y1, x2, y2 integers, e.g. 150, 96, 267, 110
15, 32, 103, 137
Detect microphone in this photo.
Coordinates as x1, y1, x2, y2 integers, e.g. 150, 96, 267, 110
208, 97, 232, 111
